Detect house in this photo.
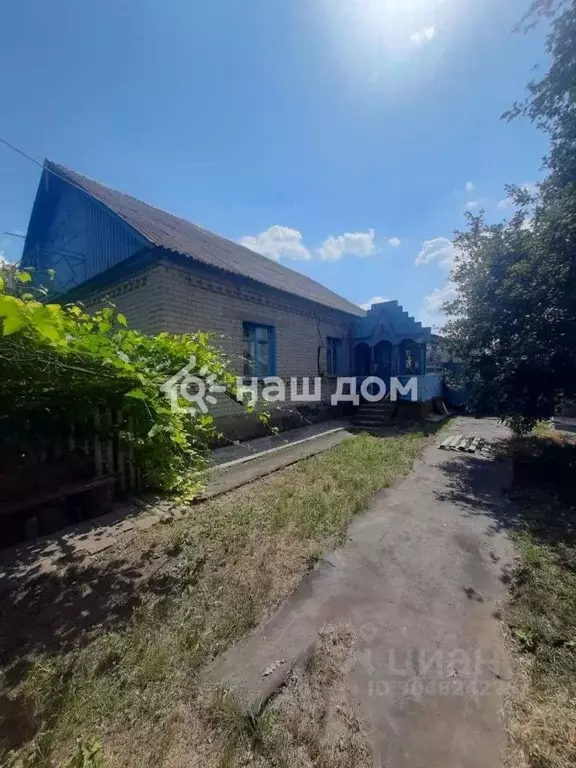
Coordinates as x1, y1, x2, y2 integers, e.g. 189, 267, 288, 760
21, 161, 442, 438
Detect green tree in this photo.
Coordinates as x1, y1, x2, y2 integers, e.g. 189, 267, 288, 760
444, 0, 576, 432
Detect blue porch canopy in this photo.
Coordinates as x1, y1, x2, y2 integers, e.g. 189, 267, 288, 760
352, 300, 435, 379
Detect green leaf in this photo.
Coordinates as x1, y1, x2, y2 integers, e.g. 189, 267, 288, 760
35, 322, 62, 343
0, 294, 19, 316
0, 295, 24, 335
0, 276, 4, 292
16, 271, 32, 284
117, 313, 128, 327
125, 388, 147, 400
2, 312, 25, 335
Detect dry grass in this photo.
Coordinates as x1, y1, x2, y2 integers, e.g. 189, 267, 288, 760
183, 623, 372, 768
1, 430, 428, 768
504, 426, 576, 768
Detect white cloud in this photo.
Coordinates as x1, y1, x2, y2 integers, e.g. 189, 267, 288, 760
465, 181, 474, 192
387, 237, 401, 248
239, 225, 311, 261
410, 26, 436, 45
465, 200, 480, 210
359, 296, 390, 311
420, 282, 457, 329
318, 229, 376, 261
415, 237, 456, 271
497, 197, 512, 209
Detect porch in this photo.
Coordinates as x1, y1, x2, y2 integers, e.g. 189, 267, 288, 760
351, 300, 443, 404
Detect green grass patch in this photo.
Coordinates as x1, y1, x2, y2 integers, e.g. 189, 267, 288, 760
505, 430, 576, 768
0, 431, 427, 768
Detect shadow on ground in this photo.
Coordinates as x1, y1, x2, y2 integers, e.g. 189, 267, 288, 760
0, 537, 185, 754
0, 543, 178, 670
436, 433, 576, 549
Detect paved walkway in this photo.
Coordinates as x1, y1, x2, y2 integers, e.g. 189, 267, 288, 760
206, 417, 516, 768
205, 421, 354, 497
209, 419, 352, 466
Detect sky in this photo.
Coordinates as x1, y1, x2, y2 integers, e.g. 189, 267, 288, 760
0, 0, 550, 329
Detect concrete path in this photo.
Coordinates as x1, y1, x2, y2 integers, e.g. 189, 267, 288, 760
205, 422, 354, 498
209, 419, 352, 466
206, 416, 517, 768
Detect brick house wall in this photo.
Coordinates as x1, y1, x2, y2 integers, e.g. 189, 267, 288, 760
82, 257, 357, 439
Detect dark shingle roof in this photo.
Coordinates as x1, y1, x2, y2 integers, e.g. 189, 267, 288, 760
45, 161, 364, 317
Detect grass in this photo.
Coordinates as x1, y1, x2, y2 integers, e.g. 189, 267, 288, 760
197, 622, 372, 768
504, 425, 576, 768
0, 430, 428, 768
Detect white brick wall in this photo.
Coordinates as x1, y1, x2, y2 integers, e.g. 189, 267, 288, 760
82, 259, 357, 434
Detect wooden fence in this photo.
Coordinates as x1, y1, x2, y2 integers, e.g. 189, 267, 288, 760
7, 408, 143, 494
65, 409, 142, 492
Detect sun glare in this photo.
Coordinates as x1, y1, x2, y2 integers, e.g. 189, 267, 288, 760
359, 0, 433, 32
340, 0, 441, 49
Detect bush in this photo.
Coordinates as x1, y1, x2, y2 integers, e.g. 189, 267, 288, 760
0, 264, 237, 498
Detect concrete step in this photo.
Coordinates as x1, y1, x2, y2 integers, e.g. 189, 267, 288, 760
353, 417, 395, 427
354, 410, 394, 420
354, 404, 397, 424
356, 406, 395, 416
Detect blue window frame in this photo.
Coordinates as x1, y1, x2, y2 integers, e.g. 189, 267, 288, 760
243, 322, 276, 376
327, 337, 343, 376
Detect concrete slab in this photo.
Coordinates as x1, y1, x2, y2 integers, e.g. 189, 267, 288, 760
554, 416, 576, 433
204, 427, 355, 498
209, 419, 352, 467
205, 417, 516, 767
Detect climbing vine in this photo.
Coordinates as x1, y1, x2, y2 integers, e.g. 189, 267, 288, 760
0, 263, 238, 498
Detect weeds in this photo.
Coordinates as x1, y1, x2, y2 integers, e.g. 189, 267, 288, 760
0, 432, 427, 767
505, 428, 576, 767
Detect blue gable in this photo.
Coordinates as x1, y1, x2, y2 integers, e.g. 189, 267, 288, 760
21, 169, 147, 292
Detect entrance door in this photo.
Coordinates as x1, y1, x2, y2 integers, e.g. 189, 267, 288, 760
354, 343, 371, 376
374, 340, 392, 380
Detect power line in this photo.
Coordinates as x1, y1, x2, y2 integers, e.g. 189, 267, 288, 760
0, 137, 103, 274
0, 136, 48, 173
0, 135, 106, 205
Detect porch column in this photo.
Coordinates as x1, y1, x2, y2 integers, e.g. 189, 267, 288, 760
391, 345, 400, 376
420, 343, 427, 375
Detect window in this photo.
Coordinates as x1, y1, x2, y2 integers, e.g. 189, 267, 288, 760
327, 337, 343, 376
400, 340, 421, 375
243, 323, 275, 376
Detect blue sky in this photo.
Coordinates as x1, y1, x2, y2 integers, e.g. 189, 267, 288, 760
0, 0, 548, 328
